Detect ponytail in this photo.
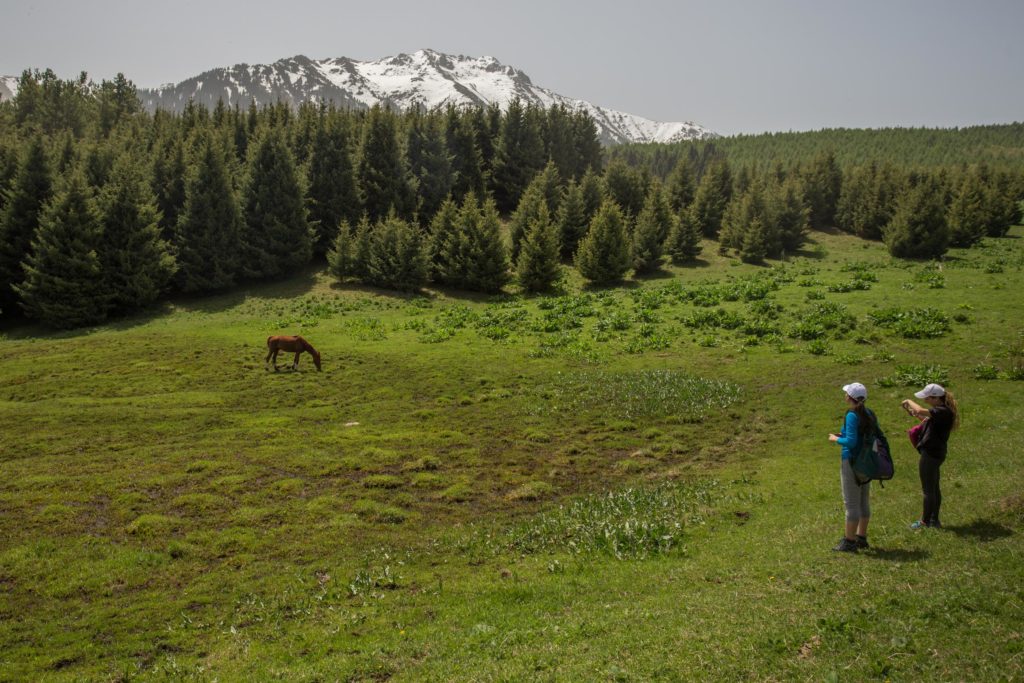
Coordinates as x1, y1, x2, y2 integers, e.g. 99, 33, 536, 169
942, 391, 960, 430
851, 399, 876, 439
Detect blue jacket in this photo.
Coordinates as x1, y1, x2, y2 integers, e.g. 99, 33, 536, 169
836, 411, 861, 461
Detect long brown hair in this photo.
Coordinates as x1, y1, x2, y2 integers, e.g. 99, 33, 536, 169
942, 390, 960, 430
850, 398, 877, 439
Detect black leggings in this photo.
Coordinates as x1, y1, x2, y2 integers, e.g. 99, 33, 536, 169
919, 453, 945, 524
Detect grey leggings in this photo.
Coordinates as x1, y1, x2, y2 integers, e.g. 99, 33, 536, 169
841, 459, 871, 522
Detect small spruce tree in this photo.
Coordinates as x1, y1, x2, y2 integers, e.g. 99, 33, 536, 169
516, 203, 561, 293
666, 207, 702, 263
0, 136, 53, 314
327, 219, 354, 280
461, 197, 510, 293
575, 199, 631, 284
883, 178, 950, 259
556, 180, 590, 261
363, 214, 428, 292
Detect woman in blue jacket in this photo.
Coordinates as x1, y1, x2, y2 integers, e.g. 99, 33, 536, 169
828, 382, 876, 552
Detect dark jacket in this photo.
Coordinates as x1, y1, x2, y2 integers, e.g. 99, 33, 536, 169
917, 404, 954, 459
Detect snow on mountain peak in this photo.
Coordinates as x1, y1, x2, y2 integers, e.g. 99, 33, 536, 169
1, 52, 716, 144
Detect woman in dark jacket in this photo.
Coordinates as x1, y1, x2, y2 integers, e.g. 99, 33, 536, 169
902, 383, 959, 529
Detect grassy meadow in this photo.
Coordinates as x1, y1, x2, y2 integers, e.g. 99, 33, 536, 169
2, 228, 1023, 681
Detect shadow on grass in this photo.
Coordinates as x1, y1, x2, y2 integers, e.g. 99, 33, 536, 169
862, 547, 930, 562
944, 518, 1014, 542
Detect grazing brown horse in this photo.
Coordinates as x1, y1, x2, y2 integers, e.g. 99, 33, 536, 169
266, 335, 322, 372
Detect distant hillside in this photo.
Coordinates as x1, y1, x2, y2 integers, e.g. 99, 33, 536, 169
608, 123, 1024, 176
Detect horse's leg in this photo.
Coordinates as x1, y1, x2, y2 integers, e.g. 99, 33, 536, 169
293, 351, 301, 370
265, 346, 273, 367
272, 349, 280, 372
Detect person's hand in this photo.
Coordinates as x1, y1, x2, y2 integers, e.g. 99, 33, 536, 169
828, 433, 839, 442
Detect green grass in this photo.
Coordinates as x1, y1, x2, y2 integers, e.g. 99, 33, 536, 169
1, 229, 1023, 680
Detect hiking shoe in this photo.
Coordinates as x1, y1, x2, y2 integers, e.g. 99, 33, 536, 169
832, 538, 858, 553
929, 519, 942, 529
909, 520, 928, 530
855, 535, 869, 549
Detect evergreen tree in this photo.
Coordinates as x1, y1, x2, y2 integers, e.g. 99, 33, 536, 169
352, 215, 373, 281
579, 168, 605, 225
173, 133, 242, 293
720, 184, 774, 255
308, 115, 360, 254
428, 197, 463, 286
508, 179, 548, 263
491, 99, 546, 213
358, 105, 415, 222
516, 202, 561, 293
883, 177, 950, 258
556, 180, 590, 260
0, 136, 52, 314
691, 159, 732, 238
631, 198, 665, 274
16, 172, 109, 328
97, 155, 176, 314
446, 106, 486, 199
240, 128, 312, 279
327, 219, 354, 280
151, 137, 187, 243
738, 217, 769, 264
575, 199, 632, 284
461, 197, 510, 293
773, 177, 811, 254
802, 150, 843, 229
666, 207, 702, 263
570, 109, 604, 179
406, 109, 453, 225
363, 214, 428, 291
947, 170, 989, 247
984, 171, 1020, 237
545, 104, 577, 181
603, 159, 647, 218
666, 156, 696, 211
535, 160, 564, 216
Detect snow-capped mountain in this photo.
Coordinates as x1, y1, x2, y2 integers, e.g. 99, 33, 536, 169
0, 76, 18, 103
135, 50, 715, 145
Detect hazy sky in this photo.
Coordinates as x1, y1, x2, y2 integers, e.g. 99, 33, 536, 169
3, 0, 1022, 135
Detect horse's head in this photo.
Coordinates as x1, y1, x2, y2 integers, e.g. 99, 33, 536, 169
313, 350, 322, 372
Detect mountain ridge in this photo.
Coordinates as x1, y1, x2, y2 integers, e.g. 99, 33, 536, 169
0, 50, 709, 145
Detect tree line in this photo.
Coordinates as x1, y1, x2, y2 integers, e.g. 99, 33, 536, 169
1, 69, 1022, 329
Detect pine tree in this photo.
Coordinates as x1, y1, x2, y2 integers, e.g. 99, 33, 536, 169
603, 160, 647, 218
691, 159, 732, 238
579, 168, 605, 225
427, 197, 462, 286
666, 156, 696, 211
240, 128, 312, 279
534, 161, 564, 216
173, 133, 242, 293
405, 109, 453, 225
739, 217, 769, 264
802, 150, 843, 229
461, 197, 510, 293
508, 180, 548, 263
556, 180, 590, 260
570, 109, 604, 179
16, 172, 109, 328
0, 136, 52, 314
327, 219, 354, 280
516, 203, 561, 293
773, 177, 811, 254
358, 105, 415, 222
720, 184, 775, 255
445, 106, 486, 200
631, 189, 667, 273
666, 207, 702, 263
575, 199, 632, 284
363, 214, 428, 291
352, 215, 373, 281
151, 137, 187, 243
883, 177, 950, 258
308, 114, 360, 255
491, 99, 546, 213
947, 170, 988, 247
97, 155, 176, 315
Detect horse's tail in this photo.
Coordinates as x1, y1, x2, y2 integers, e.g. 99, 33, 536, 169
266, 335, 274, 349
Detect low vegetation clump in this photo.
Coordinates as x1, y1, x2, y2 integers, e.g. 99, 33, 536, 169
867, 306, 952, 338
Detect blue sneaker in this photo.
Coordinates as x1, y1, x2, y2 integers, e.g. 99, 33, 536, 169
909, 520, 928, 530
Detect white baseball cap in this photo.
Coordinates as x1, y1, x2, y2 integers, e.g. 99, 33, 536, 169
914, 383, 946, 399
842, 382, 867, 400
